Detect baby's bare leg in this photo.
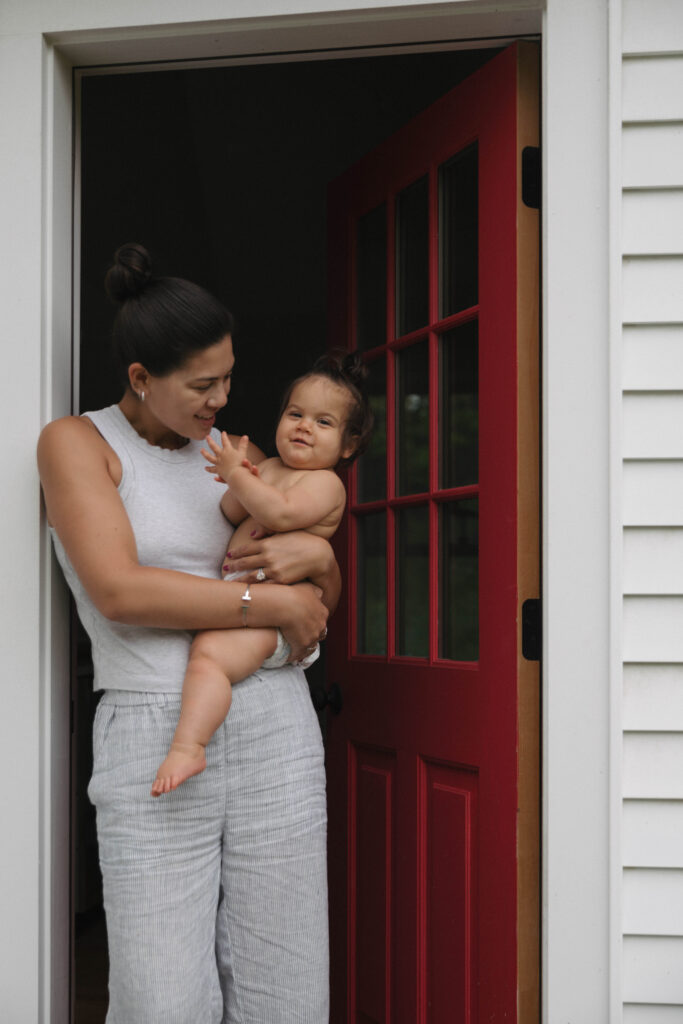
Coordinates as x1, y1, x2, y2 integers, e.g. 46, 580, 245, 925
151, 627, 278, 796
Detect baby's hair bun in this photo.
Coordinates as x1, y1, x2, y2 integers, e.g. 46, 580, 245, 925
312, 349, 368, 388
105, 242, 153, 303
339, 350, 368, 388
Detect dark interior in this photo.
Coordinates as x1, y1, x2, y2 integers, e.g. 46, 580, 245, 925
76, 45, 500, 1021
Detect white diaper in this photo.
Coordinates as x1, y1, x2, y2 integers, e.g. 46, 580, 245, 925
223, 570, 319, 669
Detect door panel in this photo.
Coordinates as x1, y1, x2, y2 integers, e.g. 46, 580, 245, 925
326, 43, 540, 1023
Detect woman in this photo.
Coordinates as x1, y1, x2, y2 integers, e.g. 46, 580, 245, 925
38, 243, 335, 1023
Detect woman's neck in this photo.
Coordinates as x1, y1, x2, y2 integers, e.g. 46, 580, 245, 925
118, 392, 189, 450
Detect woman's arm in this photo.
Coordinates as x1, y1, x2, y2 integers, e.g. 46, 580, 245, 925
37, 417, 328, 651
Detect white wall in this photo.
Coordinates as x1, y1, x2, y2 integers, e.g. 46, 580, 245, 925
0, 31, 73, 1021
0, 1, 622, 1021
621, 1, 683, 1018
1, 33, 53, 1024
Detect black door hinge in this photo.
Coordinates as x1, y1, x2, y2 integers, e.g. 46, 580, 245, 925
522, 598, 541, 661
522, 146, 541, 210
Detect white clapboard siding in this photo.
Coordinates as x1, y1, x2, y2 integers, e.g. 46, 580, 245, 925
623, 257, 683, 323
623, 56, 683, 121
624, 665, 683, 730
623, 126, 683, 189
620, 2, 683, 1014
623, 937, 683, 1003
624, 733, 683, 798
624, 528, 683, 594
623, 394, 683, 458
623, 800, 683, 867
623, 0, 683, 55
623, 461, 683, 525
624, 1003, 683, 1022
623, 867, 683, 935
623, 597, 683, 661
623, 192, 683, 255
623, 325, 683, 388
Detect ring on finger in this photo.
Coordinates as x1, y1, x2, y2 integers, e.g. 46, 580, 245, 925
256, 567, 267, 582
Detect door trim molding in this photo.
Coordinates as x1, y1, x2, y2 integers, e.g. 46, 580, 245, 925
0, 1, 618, 1019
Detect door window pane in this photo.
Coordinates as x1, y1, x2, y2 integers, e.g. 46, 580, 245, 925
357, 512, 387, 655
357, 203, 387, 351
439, 144, 478, 317
396, 505, 429, 658
397, 341, 429, 496
440, 322, 478, 488
439, 499, 478, 661
395, 175, 429, 336
357, 357, 387, 503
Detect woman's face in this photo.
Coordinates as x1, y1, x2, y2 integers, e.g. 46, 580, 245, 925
144, 335, 235, 441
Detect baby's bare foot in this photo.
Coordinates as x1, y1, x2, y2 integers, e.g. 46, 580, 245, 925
151, 742, 206, 797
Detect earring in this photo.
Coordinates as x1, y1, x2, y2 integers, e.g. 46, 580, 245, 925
139, 391, 145, 402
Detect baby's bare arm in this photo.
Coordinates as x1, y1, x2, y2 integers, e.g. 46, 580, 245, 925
203, 432, 345, 532
224, 464, 346, 534
209, 433, 266, 527
220, 488, 248, 526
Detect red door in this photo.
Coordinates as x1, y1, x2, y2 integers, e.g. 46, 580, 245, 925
325, 44, 540, 1023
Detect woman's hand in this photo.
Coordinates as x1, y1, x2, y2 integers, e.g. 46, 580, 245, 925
224, 530, 329, 584
278, 582, 329, 664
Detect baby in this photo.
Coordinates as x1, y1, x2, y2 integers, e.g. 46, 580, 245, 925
152, 352, 372, 795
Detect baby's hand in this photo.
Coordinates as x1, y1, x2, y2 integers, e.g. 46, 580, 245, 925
201, 432, 249, 483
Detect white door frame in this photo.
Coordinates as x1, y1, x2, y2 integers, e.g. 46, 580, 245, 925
0, 2, 621, 1021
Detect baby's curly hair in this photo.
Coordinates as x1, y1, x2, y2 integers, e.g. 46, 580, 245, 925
280, 351, 374, 469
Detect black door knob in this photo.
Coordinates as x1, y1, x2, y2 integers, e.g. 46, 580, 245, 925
311, 682, 343, 715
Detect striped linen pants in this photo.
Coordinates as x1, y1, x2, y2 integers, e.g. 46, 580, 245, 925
88, 666, 329, 1023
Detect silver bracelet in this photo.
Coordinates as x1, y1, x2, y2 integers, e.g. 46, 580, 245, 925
241, 584, 251, 626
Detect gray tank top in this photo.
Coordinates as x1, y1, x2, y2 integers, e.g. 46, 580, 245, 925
50, 404, 234, 692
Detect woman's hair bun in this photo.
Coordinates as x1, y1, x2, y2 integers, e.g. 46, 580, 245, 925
105, 242, 153, 303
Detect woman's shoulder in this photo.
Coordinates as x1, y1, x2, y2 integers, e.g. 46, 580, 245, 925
39, 413, 94, 447
39, 413, 104, 453
38, 413, 120, 480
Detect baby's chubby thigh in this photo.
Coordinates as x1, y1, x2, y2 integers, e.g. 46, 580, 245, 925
189, 627, 279, 685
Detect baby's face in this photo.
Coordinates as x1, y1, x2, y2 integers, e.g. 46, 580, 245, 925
276, 375, 354, 471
